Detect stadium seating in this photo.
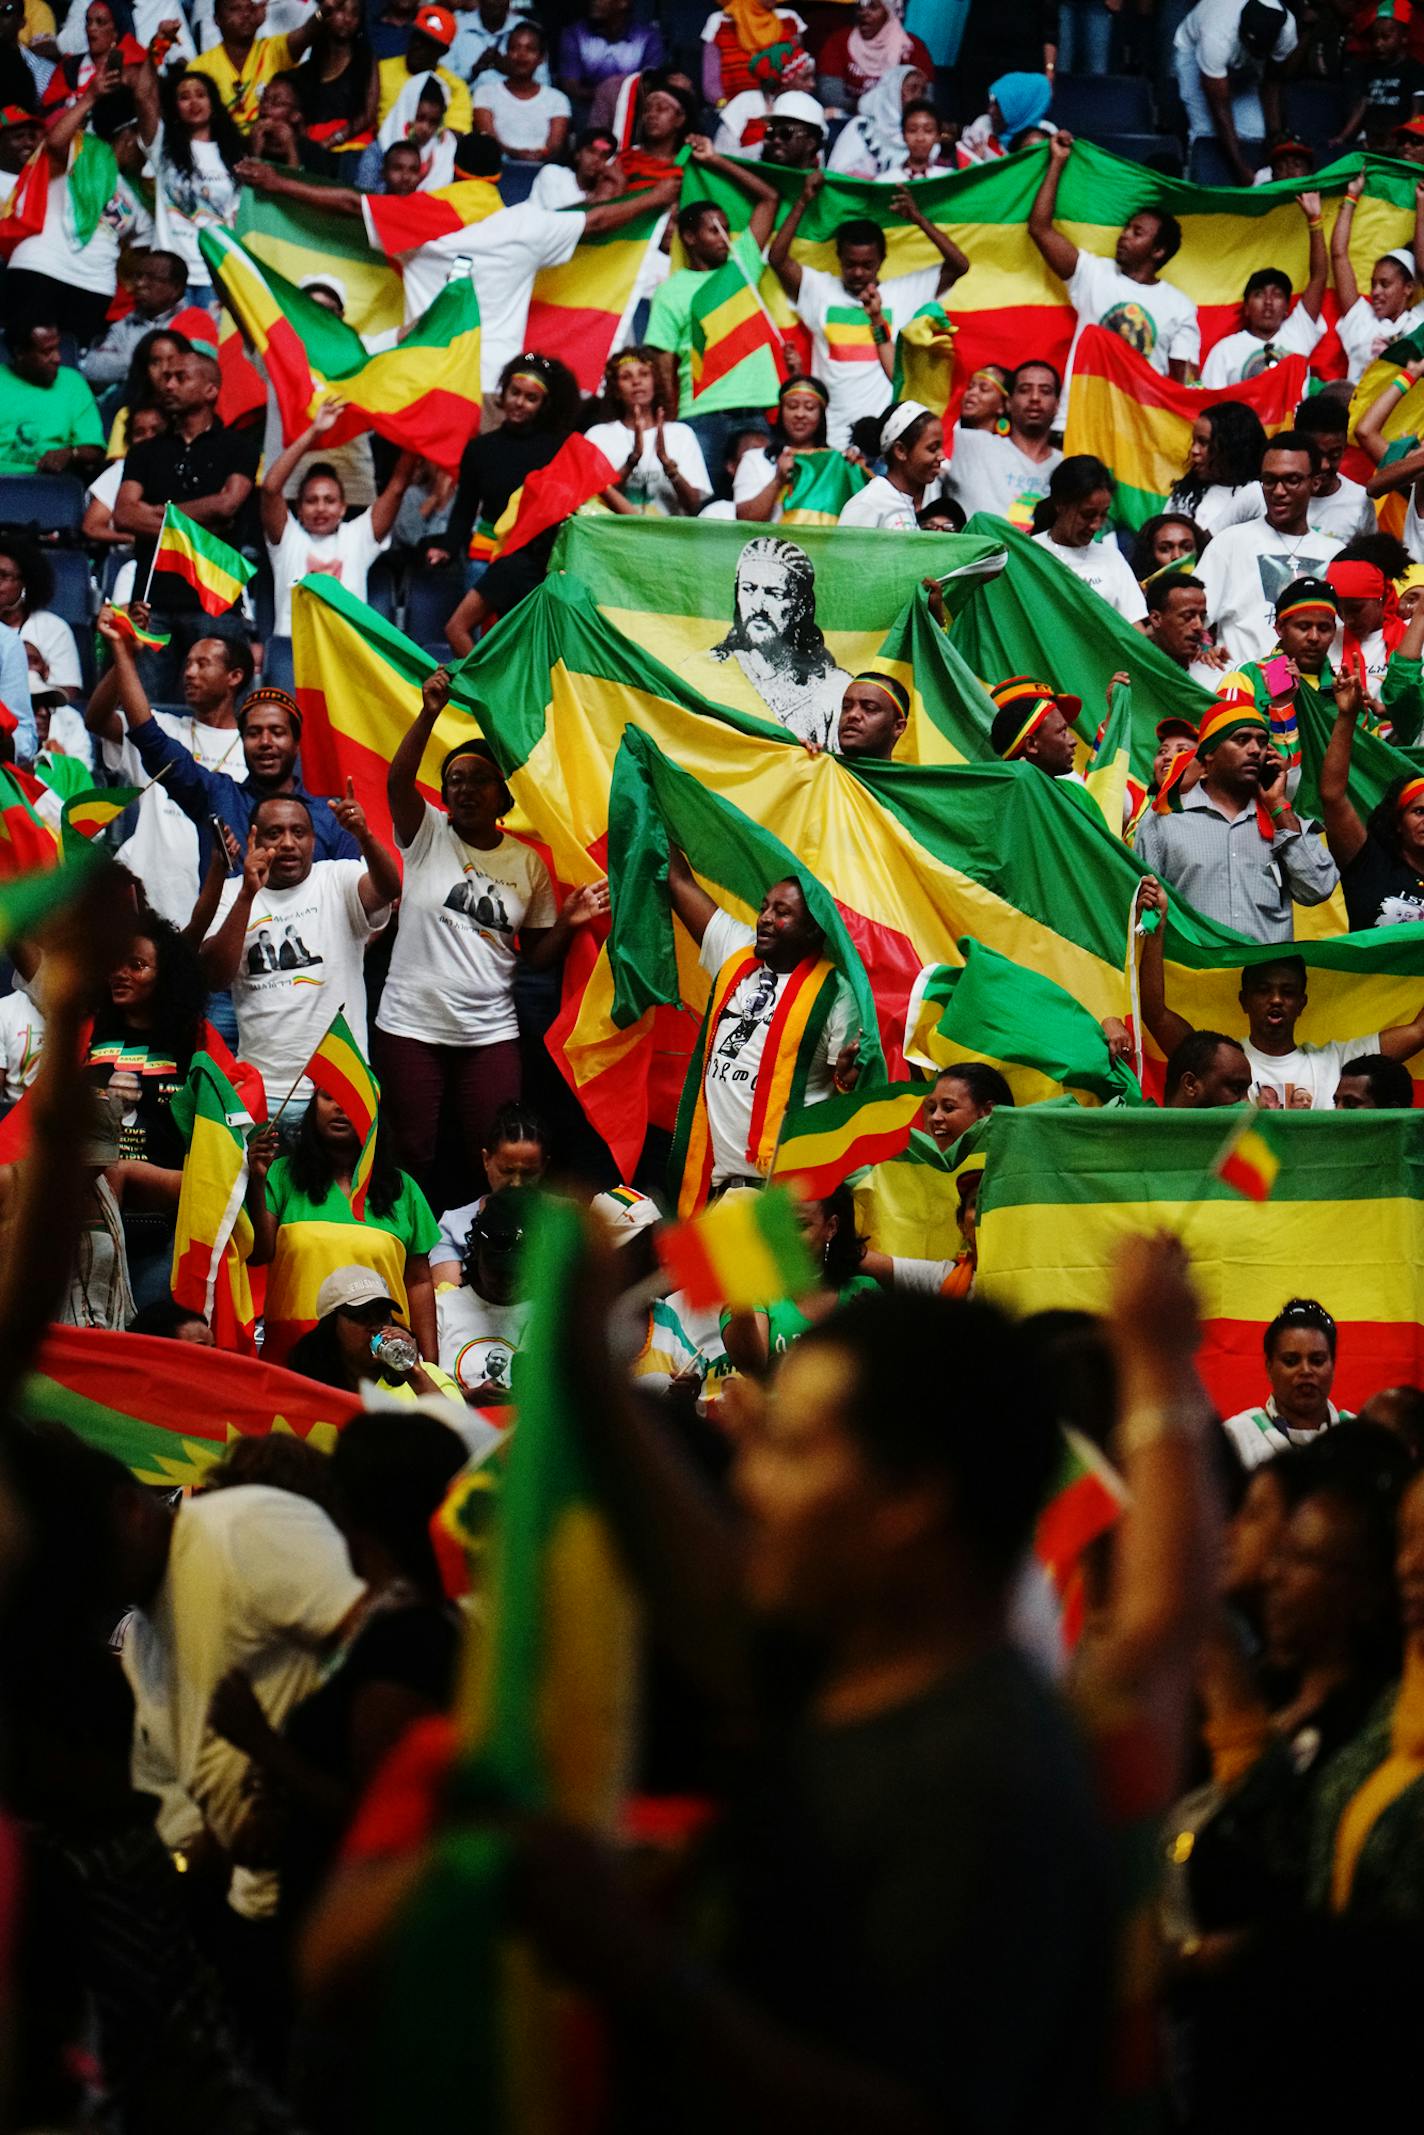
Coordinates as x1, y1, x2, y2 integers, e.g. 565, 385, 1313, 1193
0, 475, 87, 542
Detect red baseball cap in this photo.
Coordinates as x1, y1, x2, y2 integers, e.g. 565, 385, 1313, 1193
413, 5, 456, 47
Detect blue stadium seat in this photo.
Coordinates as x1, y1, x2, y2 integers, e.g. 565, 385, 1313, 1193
498, 161, 539, 206
264, 637, 295, 693
0, 474, 86, 539
403, 565, 462, 654
1094, 131, 1183, 174
1285, 81, 1350, 149
366, 553, 400, 622
1051, 74, 1156, 137
45, 549, 95, 630
1189, 136, 1249, 186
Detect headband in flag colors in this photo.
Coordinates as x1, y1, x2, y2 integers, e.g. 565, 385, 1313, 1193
989, 671, 1084, 723
1196, 694, 1268, 758
1275, 594, 1337, 622
851, 672, 911, 718
1398, 777, 1424, 813
1000, 701, 1056, 761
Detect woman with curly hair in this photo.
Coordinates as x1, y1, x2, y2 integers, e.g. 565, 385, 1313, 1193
245, 1088, 441, 1365
440, 351, 584, 652
1167, 401, 1268, 537
135, 64, 245, 309
86, 914, 208, 1306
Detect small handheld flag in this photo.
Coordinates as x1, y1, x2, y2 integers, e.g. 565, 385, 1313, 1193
108, 604, 171, 652
304, 1009, 380, 1218
145, 503, 255, 618
1211, 1110, 1280, 1203
656, 1184, 815, 1310
60, 785, 140, 856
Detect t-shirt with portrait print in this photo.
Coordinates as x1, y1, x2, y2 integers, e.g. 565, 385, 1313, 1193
376, 803, 557, 1048
1067, 252, 1200, 377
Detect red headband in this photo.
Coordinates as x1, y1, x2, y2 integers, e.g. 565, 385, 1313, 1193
1327, 561, 1387, 599
1399, 777, 1424, 813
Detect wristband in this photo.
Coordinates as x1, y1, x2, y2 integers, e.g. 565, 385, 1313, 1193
871, 322, 890, 345
1307, 217, 1323, 230
1397, 372, 1415, 394
1269, 803, 1289, 821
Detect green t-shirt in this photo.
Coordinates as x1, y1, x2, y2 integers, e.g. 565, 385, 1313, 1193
645, 227, 780, 420
0, 361, 104, 476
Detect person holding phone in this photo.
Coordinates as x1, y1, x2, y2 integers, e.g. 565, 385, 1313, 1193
1134, 687, 1338, 942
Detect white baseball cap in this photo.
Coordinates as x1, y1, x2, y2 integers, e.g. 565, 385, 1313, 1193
770, 90, 827, 134
300, 272, 348, 310
589, 1186, 661, 1246
316, 1265, 399, 1320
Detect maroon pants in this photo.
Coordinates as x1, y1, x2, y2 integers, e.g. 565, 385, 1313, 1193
373, 1030, 522, 1201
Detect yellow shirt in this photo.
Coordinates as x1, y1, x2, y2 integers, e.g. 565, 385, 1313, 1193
377, 55, 472, 138
190, 31, 295, 132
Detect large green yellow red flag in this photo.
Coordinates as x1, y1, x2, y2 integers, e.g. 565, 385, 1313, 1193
169, 1050, 257, 1354
679, 144, 1422, 397
1063, 326, 1310, 528
17, 1325, 358, 1487
200, 226, 482, 474
687, 246, 786, 401
976, 1107, 1424, 1416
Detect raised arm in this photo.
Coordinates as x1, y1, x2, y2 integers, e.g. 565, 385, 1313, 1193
201, 829, 269, 988
890, 184, 969, 291
1136, 876, 1195, 1061
1378, 987, 1424, 1063
1330, 172, 1364, 316
243, 1122, 280, 1265
328, 781, 401, 914
1318, 670, 1369, 869
767, 168, 819, 301
1027, 131, 1079, 284
687, 133, 781, 250
234, 156, 364, 217
370, 451, 417, 544
261, 403, 349, 545
1358, 358, 1424, 477
182, 822, 241, 946
582, 172, 682, 240
664, 843, 717, 945
388, 666, 448, 847
1297, 191, 1328, 320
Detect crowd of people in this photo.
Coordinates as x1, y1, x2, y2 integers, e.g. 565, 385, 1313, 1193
3, 0, 1424, 2128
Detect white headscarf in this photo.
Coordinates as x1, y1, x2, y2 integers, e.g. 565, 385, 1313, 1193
377, 70, 458, 191
855, 61, 921, 175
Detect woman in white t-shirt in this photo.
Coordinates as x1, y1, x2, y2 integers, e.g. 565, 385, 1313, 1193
838, 398, 943, 530
585, 346, 711, 517
261, 399, 415, 638
1330, 172, 1424, 383
1166, 402, 1267, 538
735, 374, 860, 524
0, 538, 84, 706
136, 65, 243, 306
375, 667, 608, 1194
1031, 455, 1149, 626
471, 20, 570, 162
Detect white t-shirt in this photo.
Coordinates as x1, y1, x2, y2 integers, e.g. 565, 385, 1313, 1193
1179, 480, 1266, 535
121, 1485, 364, 1916
1307, 475, 1377, 543
582, 417, 712, 516
838, 473, 918, 530
1196, 518, 1344, 664
697, 907, 853, 1185
61, 0, 195, 56
209, 859, 389, 1108
1067, 252, 1201, 377
1174, 0, 1298, 79
732, 446, 786, 521
153, 135, 240, 284
377, 807, 556, 1047
21, 608, 82, 698
0, 985, 43, 1105
87, 456, 124, 517
1221, 1398, 1345, 1471
266, 506, 388, 636
1337, 295, 1424, 383
1243, 1033, 1380, 1109
472, 78, 571, 154
1199, 304, 1325, 388
434, 1192, 487, 1268
437, 1282, 531, 1400
105, 713, 246, 928
792, 263, 940, 450
9, 166, 141, 297
530, 162, 586, 210
941, 427, 1062, 531
1339, 622, 1390, 697
372, 198, 582, 386
1032, 531, 1149, 622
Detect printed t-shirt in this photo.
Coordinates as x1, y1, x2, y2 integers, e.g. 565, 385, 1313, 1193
583, 417, 712, 513
262, 1155, 439, 1363
644, 228, 782, 419
208, 859, 388, 1108
791, 263, 940, 449
153, 134, 240, 283
0, 361, 104, 476
1341, 836, 1424, 930
1198, 304, 1324, 388
436, 1282, 531, 1399
0, 986, 43, 1105
1243, 1034, 1381, 1109
376, 806, 557, 1047
940, 427, 1061, 530
1067, 252, 1200, 377
1196, 518, 1343, 664
266, 505, 388, 636
697, 907, 852, 1186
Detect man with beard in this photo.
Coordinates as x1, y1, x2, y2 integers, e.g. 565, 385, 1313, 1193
707, 537, 851, 748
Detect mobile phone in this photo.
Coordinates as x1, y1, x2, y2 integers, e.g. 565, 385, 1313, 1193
210, 814, 235, 866
1261, 653, 1293, 698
